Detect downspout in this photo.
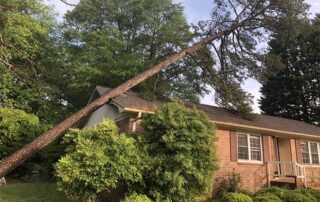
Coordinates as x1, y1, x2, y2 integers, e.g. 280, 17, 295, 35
132, 112, 142, 133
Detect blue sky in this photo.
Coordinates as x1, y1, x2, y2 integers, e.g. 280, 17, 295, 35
45, 0, 320, 113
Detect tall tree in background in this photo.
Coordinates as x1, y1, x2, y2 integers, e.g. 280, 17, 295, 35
194, 0, 310, 114
60, 0, 207, 109
260, 15, 320, 126
0, 0, 69, 124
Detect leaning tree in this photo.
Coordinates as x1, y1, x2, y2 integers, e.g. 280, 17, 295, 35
0, 0, 308, 177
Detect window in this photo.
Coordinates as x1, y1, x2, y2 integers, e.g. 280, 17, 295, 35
310, 143, 319, 164
300, 141, 320, 164
237, 133, 262, 162
301, 141, 310, 164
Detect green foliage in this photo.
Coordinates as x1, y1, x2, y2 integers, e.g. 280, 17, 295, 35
192, 0, 310, 115
215, 172, 242, 198
141, 101, 218, 201
0, 0, 54, 61
281, 191, 316, 202
122, 193, 152, 202
0, 106, 63, 178
0, 0, 70, 124
253, 193, 281, 202
260, 16, 320, 126
0, 107, 42, 159
255, 187, 288, 199
56, 120, 144, 201
299, 189, 320, 201
222, 193, 253, 202
256, 187, 316, 202
61, 0, 206, 110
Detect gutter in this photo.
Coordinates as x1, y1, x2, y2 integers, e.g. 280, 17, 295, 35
122, 108, 320, 140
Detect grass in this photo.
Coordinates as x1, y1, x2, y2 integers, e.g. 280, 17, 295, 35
0, 182, 68, 202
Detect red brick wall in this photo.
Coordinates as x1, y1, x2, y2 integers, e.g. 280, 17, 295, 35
116, 117, 132, 133
116, 117, 144, 134
122, 122, 269, 191
214, 130, 268, 191
115, 119, 320, 190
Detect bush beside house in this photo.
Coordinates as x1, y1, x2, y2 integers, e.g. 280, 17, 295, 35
55, 119, 144, 201
56, 101, 218, 201
206, 187, 320, 202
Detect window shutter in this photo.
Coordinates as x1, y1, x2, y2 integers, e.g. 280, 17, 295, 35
230, 131, 237, 162
295, 139, 303, 163
262, 135, 270, 163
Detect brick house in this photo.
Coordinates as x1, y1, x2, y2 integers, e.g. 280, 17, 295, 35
80, 86, 320, 191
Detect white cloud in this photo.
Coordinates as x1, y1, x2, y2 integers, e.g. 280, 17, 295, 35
305, 0, 320, 17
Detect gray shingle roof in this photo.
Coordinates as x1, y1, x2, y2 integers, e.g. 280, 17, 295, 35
96, 86, 320, 137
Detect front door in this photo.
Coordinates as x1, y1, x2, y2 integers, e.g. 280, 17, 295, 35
275, 137, 293, 176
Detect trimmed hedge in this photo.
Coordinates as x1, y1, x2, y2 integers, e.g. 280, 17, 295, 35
121, 193, 152, 202
222, 193, 253, 202
255, 187, 317, 202
298, 189, 320, 201
253, 193, 282, 202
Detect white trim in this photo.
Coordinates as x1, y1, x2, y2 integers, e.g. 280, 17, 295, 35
309, 141, 313, 164
300, 140, 320, 165
236, 133, 263, 163
132, 112, 142, 133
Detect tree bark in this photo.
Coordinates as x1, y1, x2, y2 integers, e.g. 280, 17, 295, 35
0, 23, 242, 178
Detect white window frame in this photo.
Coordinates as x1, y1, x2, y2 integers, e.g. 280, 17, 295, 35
301, 140, 320, 165
237, 133, 263, 163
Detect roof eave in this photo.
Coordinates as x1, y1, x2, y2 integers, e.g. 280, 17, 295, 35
122, 107, 320, 140
214, 121, 320, 140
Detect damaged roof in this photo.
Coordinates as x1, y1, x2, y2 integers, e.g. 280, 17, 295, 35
95, 86, 320, 138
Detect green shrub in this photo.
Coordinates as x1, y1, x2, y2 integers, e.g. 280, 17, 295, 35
222, 192, 253, 202
255, 187, 288, 199
121, 193, 152, 202
253, 193, 281, 202
215, 172, 242, 197
256, 187, 316, 202
141, 101, 219, 201
238, 190, 254, 198
56, 120, 144, 202
0, 107, 42, 158
281, 190, 316, 202
298, 189, 320, 201
0, 107, 46, 177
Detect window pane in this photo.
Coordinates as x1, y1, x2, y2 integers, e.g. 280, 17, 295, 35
250, 136, 261, 161
301, 141, 310, 164
238, 134, 248, 147
310, 143, 319, 164
238, 147, 249, 160
238, 134, 248, 160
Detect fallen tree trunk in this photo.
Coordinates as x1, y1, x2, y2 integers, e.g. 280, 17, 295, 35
0, 22, 244, 178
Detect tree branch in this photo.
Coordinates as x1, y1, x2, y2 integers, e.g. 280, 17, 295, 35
60, 0, 78, 7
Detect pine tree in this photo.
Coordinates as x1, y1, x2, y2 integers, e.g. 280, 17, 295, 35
260, 15, 320, 125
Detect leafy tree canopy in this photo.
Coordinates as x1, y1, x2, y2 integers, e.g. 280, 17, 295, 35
0, 0, 69, 124
192, 0, 310, 115
60, 0, 207, 110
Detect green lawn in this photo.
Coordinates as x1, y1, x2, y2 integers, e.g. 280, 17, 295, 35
0, 183, 68, 202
